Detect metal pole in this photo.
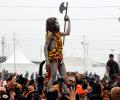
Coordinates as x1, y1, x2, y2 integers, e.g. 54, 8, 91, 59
1, 37, 5, 57
13, 33, 16, 72
86, 43, 89, 57
83, 36, 86, 72
81, 36, 86, 72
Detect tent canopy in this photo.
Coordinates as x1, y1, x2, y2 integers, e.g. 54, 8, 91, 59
3, 49, 32, 64
1, 49, 38, 76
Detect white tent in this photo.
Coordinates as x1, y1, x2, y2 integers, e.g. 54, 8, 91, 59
0, 49, 39, 75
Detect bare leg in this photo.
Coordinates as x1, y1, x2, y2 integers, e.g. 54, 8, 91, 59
58, 61, 69, 93
48, 60, 59, 90
58, 61, 68, 81
58, 62, 68, 82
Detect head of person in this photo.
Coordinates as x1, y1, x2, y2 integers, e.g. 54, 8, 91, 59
45, 91, 58, 100
0, 87, 6, 94
28, 85, 35, 92
0, 87, 9, 100
46, 17, 60, 33
109, 54, 114, 60
111, 87, 120, 100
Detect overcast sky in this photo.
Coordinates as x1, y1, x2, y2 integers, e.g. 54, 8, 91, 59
0, 0, 120, 63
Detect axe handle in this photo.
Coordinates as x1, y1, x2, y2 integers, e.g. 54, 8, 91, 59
65, 2, 68, 17
63, 2, 68, 45
63, 21, 66, 45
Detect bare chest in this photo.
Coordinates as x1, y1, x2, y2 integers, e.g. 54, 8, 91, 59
48, 36, 57, 50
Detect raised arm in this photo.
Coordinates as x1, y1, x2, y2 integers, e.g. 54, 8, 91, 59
60, 16, 71, 36
44, 31, 52, 65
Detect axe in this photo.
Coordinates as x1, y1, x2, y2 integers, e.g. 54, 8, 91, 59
59, 2, 68, 45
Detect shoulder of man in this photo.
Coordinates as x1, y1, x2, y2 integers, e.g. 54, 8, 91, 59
106, 60, 111, 65
46, 31, 53, 39
47, 31, 53, 36
113, 61, 119, 68
114, 60, 118, 65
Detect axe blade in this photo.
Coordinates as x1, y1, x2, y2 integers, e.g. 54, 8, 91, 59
59, 2, 66, 14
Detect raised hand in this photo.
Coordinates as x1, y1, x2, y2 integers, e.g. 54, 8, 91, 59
64, 15, 70, 21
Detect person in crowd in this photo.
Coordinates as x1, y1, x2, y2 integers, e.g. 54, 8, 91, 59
0, 86, 9, 100
44, 15, 71, 92
102, 85, 111, 100
106, 54, 120, 81
88, 78, 103, 100
111, 87, 120, 100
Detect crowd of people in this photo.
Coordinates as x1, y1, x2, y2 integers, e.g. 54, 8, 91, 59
0, 69, 120, 100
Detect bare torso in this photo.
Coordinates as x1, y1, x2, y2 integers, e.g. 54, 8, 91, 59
48, 33, 60, 51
